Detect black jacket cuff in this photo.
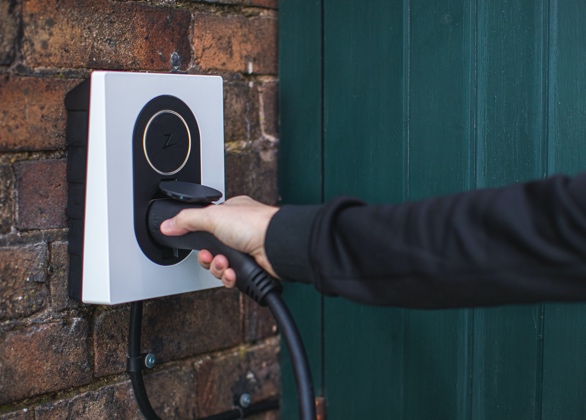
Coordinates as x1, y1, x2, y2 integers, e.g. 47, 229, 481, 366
265, 205, 321, 284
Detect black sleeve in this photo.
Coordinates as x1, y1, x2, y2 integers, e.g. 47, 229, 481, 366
265, 173, 586, 308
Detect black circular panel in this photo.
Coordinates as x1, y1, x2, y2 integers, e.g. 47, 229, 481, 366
143, 110, 191, 175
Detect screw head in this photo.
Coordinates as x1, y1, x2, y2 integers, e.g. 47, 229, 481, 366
144, 353, 156, 369
239, 393, 251, 408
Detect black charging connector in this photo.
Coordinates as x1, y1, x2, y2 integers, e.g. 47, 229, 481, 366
148, 199, 283, 306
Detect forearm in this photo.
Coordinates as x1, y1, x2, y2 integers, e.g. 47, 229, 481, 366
266, 174, 586, 308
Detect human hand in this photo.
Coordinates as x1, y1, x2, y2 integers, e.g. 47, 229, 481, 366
160, 196, 279, 288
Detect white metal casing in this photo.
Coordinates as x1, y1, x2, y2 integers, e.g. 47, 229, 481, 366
82, 71, 224, 304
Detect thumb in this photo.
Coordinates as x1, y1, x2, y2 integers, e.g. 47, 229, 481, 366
160, 217, 189, 236
160, 207, 211, 236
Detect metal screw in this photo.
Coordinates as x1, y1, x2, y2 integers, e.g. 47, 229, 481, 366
239, 393, 251, 408
144, 353, 156, 369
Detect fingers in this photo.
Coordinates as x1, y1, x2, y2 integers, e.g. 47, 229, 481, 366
197, 251, 236, 288
197, 249, 213, 269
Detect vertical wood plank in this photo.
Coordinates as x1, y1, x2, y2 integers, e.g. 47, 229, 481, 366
405, 1, 474, 418
322, 0, 406, 418
472, 1, 547, 419
542, 1, 586, 417
278, 1, 324, 418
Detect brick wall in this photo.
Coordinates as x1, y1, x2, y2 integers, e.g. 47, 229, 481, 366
0, 0, 279, 418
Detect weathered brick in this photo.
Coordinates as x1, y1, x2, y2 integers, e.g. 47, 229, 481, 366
260, 81, 278, 138
35, 381, 139, 419
15, 159, 67, 230
195, 339, 280, 418
49, 241, 78, 311
194, 13, 277, 74
0, 319, 91, 404
0, 164, 14, 233
22, 0, 192, 71
0, 76, 78, 152
244, 296, 277, 342
144, 363, 198, 418
35, 363, 197, 419
0, 244, 48, 320
92, 307, 128, 378
94, 288, 241, 377
225, 140, 278, 204
0, 409, 33, 420
224, 78, 261, 142
0, 0, 19, 65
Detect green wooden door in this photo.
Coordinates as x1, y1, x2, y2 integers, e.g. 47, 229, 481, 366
279, 1, 586, 418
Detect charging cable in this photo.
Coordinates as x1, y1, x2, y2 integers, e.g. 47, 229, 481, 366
126, 191, 317, 420
128, 300, 280, 420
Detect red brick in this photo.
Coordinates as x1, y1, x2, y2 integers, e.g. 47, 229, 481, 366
0, 76, 78, 152
22, 0, 192, 71
35, 381, 139, 419
225, 140, 278, 204
195, 338, 280, 418
0, 164, 14, 233
244, 296, 277, 342
0, 0, 20, 65
35, 363, 197, 419
15, 159, 67, 230
224, 77, 262, 142
93, 288, 241, 377
193, 13, 277, 74
92, 307, 128, 377
144, 363, 198, 418
0, 409, 33, 420
0, 319, 91, 404
49, 241, 79, 311
0, 244, 48, 320
260, 81, 279, 138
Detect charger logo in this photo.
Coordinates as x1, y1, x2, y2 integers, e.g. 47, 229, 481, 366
163, 133, 176, 150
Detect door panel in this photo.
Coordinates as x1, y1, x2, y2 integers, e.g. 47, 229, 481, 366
279, 0, 586, 418
322, 1, 405, 418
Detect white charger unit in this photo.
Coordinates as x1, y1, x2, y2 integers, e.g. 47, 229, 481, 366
66, 71, 224, 305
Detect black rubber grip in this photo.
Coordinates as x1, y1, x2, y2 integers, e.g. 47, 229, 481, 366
147, 199, 282, 305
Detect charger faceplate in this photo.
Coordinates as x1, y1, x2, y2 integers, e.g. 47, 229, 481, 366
66, 71, 224, 305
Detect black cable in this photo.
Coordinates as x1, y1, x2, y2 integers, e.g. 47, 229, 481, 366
129, 301, 162, 420
265, 292, 317, 420
128, 301, 281, 420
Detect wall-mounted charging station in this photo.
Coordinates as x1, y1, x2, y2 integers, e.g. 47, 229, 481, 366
66, 71, 224, 305
65, 71, 316, 420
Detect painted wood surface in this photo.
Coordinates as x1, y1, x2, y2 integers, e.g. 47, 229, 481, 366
279, 0, 586, 418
